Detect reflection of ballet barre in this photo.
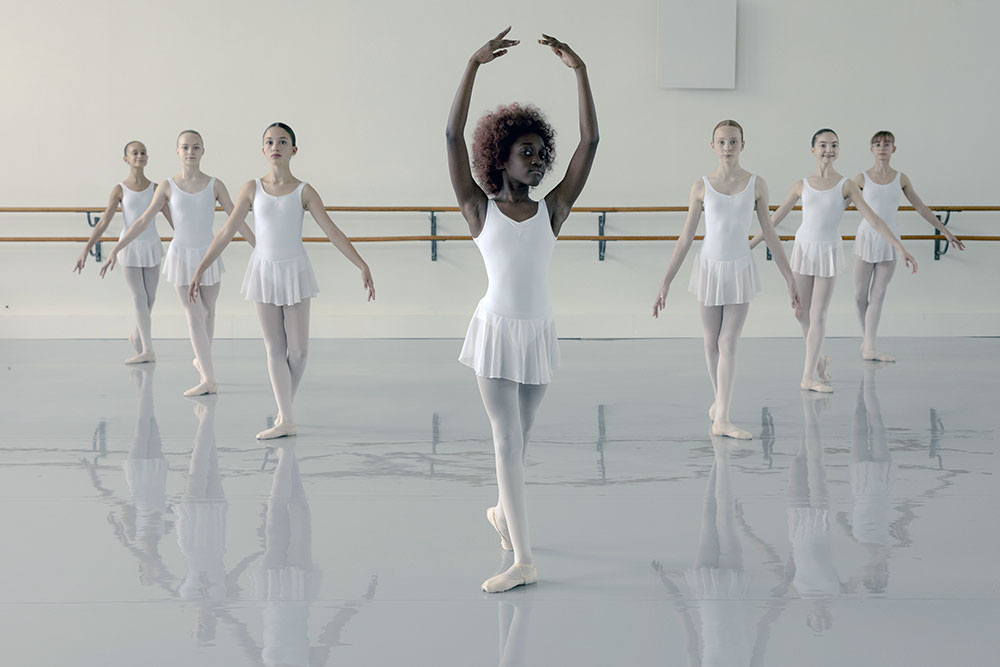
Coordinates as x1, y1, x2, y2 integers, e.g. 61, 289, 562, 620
929, 408, 945, 470
91, 419, 107, 461
1, 204, 997, 261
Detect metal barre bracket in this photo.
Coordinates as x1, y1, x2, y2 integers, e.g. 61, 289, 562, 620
598, 212, 606, 261
85, 212, 102, 261
429, 211, 437, 261
934, 211, 952, 260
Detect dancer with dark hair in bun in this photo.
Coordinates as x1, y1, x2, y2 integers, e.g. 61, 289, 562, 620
102, 131, 251, 396
75, 140, 172, 364
750, 129, 917, 393
189, 122, 374, 440
446, 27, 598, 592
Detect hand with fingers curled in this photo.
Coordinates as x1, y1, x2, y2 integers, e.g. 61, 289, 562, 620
471, 26, 520, 64
539, 33, 585, 69
98, 249, 119, 279
652, 282, 670, 318
187, 277, 202, 304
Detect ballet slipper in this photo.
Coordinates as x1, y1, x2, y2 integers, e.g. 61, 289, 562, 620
256, 422, 296, 440
800, 380, 833, 393
487, 506, 513, 551
708, 402, 716, 422
482, 562, 537, 593
193, 358, 202, 374
817, 355, 832, 383
125, 351, 156, 365
711, 421, 753, 440
183, 381, 217, 397
862, 348, 895, 362
128, 331, 142, 353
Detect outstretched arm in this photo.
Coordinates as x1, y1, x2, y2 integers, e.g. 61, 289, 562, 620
541, 34, 599, 235
754, 177, 799, 314
652, 180, 704, 318
215, 180, 254, 247
446, 27, 519, 235
74, 185, 121, 273
304, 185, 375, 301
187, 180, 254, 302
845, 179, 917, 273
99, 181, 170, 278
901, 173, 964, 250
750, 181, 801, 249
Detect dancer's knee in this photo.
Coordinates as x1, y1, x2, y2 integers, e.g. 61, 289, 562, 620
287, 345, 308, 370
491, 426, 523, 463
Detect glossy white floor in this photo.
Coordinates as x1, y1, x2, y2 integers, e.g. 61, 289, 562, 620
1, 337, 996, 666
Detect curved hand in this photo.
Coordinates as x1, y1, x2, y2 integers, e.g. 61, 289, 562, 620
361, 266, 375, 302
539, 33, 584, 69
652, 283, 670, 318
946, 231, 965, 251
188, 276, 202, 303
73, 250, 88, 274
472, 26, 519, 64
902, 249, 918, 274
98, 250, 119, 278
788, 281, 801, 317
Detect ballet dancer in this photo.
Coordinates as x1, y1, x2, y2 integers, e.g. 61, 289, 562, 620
102, 130, 254, 396
74, 140, 172, 364
447, 28, 598, 592
189, 122, 375, 440
854, 130, 964, 362
653, 120, 799, 439
750, 129, 917, 393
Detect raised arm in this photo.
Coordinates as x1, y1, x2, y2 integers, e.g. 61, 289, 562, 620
74, 185, 121, 273
750, 180, 801, 249
215, 179, 255, 247
446, 28, 519, 235
99, 181, 170, 278
901, 173, 964, 250
845, 179, 917, 272
652, 180, 704, 318
754, 177, 799, 313
187, 180, 254, 302
303, 185, 375, 301
540, 34, 599, 235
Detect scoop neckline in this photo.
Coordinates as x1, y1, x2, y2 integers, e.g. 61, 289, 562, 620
705, 175, 753, 197
169, 178, 214, 196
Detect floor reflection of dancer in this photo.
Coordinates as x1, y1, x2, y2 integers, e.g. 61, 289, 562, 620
652, 437, 787, 665
103, 130, 256, 397
189, 122, 375, 440
252, 444, 378, 667
751, 129, 917, 393
653, 120, 799, 439
74, 140, 172, 364
447, 27, 599, 593
854, 130, 965, 362
497, 587, 532, 667
787, 394, 842, 632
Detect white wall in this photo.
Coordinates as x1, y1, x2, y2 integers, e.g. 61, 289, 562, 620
1, 0, 997, 338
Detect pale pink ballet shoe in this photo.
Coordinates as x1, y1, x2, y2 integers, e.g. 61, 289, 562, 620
482, 562, 537, 593
487, 506, 513, 551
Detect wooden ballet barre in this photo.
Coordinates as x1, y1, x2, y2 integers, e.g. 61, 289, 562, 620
3, 234, 996, 243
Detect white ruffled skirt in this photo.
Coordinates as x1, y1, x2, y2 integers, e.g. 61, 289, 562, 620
688, 251, 761, 306
162, 242, 224, 286
854, 222, 900, 263
790, 238, 846, 277
118, 237, 163, 268
459, 302, 559, 385
241, 251, 319, 306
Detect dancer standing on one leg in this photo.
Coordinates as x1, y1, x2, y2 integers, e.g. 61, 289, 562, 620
189, 122, 375, 440
854, 130, 964, 362
447, 28, 598, 592
750, 129, 917, 393
103, 130, 254, 396
75, 140, 172, 364
653, 120, 798, 439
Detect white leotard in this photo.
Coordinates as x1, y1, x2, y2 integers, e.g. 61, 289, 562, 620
855, 172, 902, 263
241, 180, 319, 306
161, 178, 224, 286
789, 177, 848, 277
117, 182, 164, 268
459, 198, 559, 384
688, 175, 761, 306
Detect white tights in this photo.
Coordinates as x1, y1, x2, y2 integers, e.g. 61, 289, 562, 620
794, 272, 836, 387
477, 377, 547, 565
176, 283, 220, 384
854, 259, 896, 357
123, 266, 159, 354
700, 303, 750, 432
256, 300, 310, 426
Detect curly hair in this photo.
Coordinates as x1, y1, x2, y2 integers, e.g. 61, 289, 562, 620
471, 103, 556, 195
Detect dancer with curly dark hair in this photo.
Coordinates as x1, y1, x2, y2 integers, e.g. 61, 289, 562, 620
446, 27, 598, 593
